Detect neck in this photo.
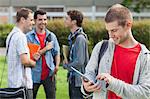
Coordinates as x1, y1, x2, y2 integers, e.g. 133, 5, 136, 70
118, 31, 138, 48
70, 26, 79, 34
16, 23, 25, 33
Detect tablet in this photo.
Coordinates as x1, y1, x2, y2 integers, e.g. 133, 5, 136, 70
71, 67, 107, 88
70, 67, 92, 82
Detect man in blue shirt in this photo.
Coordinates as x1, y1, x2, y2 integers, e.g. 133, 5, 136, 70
26, 9, 60, 99
63, 10, 89, 99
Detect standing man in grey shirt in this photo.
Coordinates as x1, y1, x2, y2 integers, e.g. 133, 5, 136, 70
6, 8, 36, 99
63, 10, 89, 99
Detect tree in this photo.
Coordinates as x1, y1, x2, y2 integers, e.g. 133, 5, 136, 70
122, 0, 150, 13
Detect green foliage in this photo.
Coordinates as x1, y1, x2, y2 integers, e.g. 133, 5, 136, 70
0, 56, 7, 87
0, 24, 14, 47
122, 0, 150, 13
122, 0, 133, 8
132, 20, 150, 49
46, 19, 150, 52
47, 19, 70, 46
0, 19, 150, 51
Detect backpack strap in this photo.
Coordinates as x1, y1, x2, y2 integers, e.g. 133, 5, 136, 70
6, 32, 17, 55
71, 32, 84, 44
46, 33, 51, 42
96, 40, 108, 75
0, 32, 16, 88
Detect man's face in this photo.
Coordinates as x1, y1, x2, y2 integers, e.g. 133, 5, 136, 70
35, 14, 47, 30
24, 12, 34, 33
64, 15, 73, 28
105, 21, 129, 45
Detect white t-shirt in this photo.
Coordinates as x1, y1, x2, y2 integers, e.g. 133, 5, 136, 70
6, 26, 33, 89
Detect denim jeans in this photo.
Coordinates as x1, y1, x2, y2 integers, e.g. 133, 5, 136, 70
69, 76, 84, 99
33, 75, 56, 99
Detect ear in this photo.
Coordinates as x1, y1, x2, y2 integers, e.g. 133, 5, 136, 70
20, 17, 26, 23
72, 20, 77, 25
126, 20, 132, 28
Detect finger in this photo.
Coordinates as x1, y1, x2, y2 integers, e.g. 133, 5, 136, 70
87, 83, 99, 92
83, 80, 93, 87
94, 85, 101, 92
96, 73, 105, 80
96, 74, 101, 80
83, 81, 98, 92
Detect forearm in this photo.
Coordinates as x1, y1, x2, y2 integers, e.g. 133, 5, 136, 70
107, 78, 150, 99
55, 54, 60, 67
24, 59, 36, 67
20, 53, 36, 67
39, 47, 47, 55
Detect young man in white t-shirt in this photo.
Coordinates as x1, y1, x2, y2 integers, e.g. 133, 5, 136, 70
6, 8, 36, 99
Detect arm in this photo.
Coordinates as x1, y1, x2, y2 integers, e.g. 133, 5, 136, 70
39, 42, 53, 55
96, 52, 150, 99
17, 34, 36, 67
20, 53, 36, 67
81, 42, 103, 95
54, 54, 60, 74
47, 32, 60, 74
52, 33, 60, 73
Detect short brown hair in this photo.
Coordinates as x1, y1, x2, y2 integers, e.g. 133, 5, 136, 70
67, 10, 83, 27
105, 4, 133, 27
16, 8, 33, 22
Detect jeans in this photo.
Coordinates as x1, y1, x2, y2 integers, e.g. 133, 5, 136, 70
69, 76, 83, 99
26, 89, 33, 99
33, 75, 56, 99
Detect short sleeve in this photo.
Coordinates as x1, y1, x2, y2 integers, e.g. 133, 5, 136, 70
16, 34, 29, 55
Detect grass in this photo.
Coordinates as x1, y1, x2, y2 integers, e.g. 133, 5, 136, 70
0, 56, 69, 99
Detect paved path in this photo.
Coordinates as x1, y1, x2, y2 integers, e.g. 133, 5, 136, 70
0, 47, 6, 56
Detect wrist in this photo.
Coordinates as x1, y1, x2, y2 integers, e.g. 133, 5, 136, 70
30, 59, 36, 67
83, 85, 93, 95
45, 46, 49, 53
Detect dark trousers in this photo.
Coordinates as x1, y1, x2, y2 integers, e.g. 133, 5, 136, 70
33, 75, 56, 99
69, 76, 84, 99
26, 89, 33, 99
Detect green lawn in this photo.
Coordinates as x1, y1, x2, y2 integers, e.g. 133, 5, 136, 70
0, 56, 69, 99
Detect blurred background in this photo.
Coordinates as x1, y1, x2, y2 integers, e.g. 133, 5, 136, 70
0, 0, 149, 24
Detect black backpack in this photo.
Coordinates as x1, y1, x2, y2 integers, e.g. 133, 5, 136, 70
46, 33, 57, 65
96, 40, 108, 76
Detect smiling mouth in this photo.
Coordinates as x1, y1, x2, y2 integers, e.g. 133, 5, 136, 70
40, 25, 46, 28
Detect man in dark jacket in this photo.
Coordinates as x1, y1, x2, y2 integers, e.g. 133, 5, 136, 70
63, 10, 89, 99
